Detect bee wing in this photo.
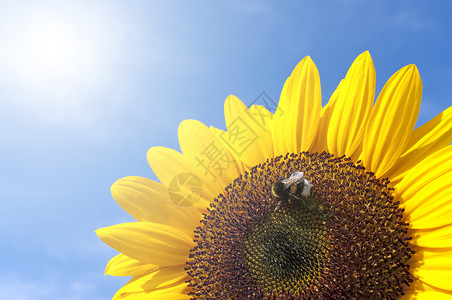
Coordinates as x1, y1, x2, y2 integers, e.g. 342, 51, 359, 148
301, 179, 312, 196
280, 172, 304, 189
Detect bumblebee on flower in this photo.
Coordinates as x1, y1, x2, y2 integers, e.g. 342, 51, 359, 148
97, 51, 452, 299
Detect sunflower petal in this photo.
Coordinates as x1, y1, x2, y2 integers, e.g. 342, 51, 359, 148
147, 147, 197, 186
387, 106, 452, 183
327, 51, 375, 158
209, 125, 247, 173
401, 279, 452, 299
362, 64, 422, 177
105, 254, 159, 277
412, 249, 452, 291
272, 56, 321, 155
111, 176, 202, 232
96, 222, 193, 266
221, 95, 273, 168
178, 119, 241, 188
396, 145, 452, 200
405, 291, 452, 299
403, 173, 452, 229
147, 146, 218, 206
114, 290, 189, 300
395, 146, 452, 228
114, 293, 183, 300
249, 104, 274, 159
311, 80, 343, 154
412, 223, 452, 248
113, 268, 188, 300
249, 104, 273, 127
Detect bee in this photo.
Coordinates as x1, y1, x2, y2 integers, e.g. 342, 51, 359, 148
271, 171, 312, 211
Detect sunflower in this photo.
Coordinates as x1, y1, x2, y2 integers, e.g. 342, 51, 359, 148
96, 51, 452, 299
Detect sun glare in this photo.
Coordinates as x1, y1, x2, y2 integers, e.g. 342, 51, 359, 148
0, 8, 114, 90
10, 18, 83, 85
0, 5, 121, 127
28, 23, 78, 72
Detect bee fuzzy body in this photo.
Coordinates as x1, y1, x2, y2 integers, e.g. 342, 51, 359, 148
272, 171, 312, 211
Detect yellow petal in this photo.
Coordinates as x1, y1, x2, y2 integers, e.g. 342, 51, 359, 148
113, 268, 188, 299
96, 222, 193, 266
403, 173, 452, 229
147, 146, 218, 207
412, 249, 452, 291
178, 119, 241, 188
401, 279, 452, 299
327, 51, 376, 158
220, 95, 273, 169
141, 293, 190, 300
105, 254, 159, 277
396, 145, 452, 201
404, 291, 452, 299
111, 176, 202, 232
114, 290, 189, 300
394, 146, 452, 228
272, 56, 321, 155
387, 106, 452, 183
412, 223, 452, 248
249, 104, 273, 127
209, 125, 247, 174
147, 147, 195, 186
310, 79, 343, 154
114, 293, 185, 300
249, 104, 274, 159
362, 64, 422, 178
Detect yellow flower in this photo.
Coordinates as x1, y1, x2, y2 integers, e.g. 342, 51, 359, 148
96, 51, 452, 299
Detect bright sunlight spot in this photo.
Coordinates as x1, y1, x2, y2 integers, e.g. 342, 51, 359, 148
28, 23, 78, 72
0, 7, 117, 90
1, 17, 83, 86
0, 4, 121, 127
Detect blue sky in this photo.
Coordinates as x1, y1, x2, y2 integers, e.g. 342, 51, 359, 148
0, 1, 451, 299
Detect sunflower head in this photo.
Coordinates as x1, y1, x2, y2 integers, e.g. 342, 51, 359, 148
97, 51, 452, 299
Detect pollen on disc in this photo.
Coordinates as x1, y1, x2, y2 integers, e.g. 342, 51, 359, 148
185, 152, 412, 299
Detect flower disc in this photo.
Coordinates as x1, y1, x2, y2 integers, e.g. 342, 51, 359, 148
186, 152, 413, 299
244, 202, 329, 295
